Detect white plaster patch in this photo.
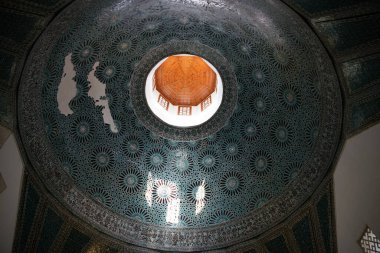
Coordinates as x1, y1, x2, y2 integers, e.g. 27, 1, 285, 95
88, 62, 118, 133
57, 53, 77, 116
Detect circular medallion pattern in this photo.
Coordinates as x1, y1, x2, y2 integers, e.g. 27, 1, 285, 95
118, 167, 143, 194
130, 41, 237, 140
18, 0, 342, 251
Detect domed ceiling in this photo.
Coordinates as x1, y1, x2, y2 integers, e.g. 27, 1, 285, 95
18, 0, 342, 251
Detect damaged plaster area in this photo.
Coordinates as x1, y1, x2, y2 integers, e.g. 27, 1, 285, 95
57, 54, 118, 133
87, 62, 118, 133
57, 53, 77, 116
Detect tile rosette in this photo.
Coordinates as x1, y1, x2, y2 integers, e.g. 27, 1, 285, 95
17, 0, 342, 251
130, 40, 237, 141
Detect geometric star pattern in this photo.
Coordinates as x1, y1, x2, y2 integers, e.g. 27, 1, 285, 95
360, 226, 380, 253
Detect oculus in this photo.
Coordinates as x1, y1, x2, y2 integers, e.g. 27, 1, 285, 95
130, 41, 238, 141
18, 0, 342, 250
145, 54, 223, 127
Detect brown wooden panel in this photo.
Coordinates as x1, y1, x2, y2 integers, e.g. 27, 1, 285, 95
155, 55, 216, 106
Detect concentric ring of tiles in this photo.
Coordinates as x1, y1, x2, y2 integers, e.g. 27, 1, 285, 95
18, 0, 342, 251
130, 41, 237, 140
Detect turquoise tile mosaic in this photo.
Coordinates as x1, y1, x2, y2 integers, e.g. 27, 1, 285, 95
0, 51, 15, 82
17, 0, 342, 251
28, 0, 59, 8
351, 95, 380, 131
0, 9, 37, 43
317, 194, 333, 253
242, 250, 257, 253
62, 229, 90, 253
18, 183, 40, 253
0, 90, 12, 126
317, 14, 380, 52
36, 209, 64, 252
291, 0, 361, 14
293, 216, 315, 253
342, 54, 380, 93
266, 235, 290, 253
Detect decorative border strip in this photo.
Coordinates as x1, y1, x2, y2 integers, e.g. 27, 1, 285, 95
17, 0, 342, 251
130, 41, 237, 141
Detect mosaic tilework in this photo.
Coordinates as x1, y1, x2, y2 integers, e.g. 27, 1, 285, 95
36, 209, 64, 252
62, 229, 90, 253
130, 41, 237, 140
242, 250, 257, 253
0, 0, 74, 15
14, 173, 337, 252
17, 183, 40, 253
360, 227, 380, 253
0, 51, 15, 82
266, 235, 290, 253
28, 0, 58, 7
85, 243, 119, 253
317, 14, 380, 52
293, 216, 315, 253
342, 54, 380, 93
14, 175, 135, 253
18, 0, 342, 250
35, 0, 335, 227
317, 193, 333, 253
290, 0, 362, 14
0, 9, 38, 43
6, 0, 379, 251
0, 90, 12, 126
351, 95, 380, 131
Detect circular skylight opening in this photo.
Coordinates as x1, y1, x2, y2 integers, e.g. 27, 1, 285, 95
145, 54, 223, 127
